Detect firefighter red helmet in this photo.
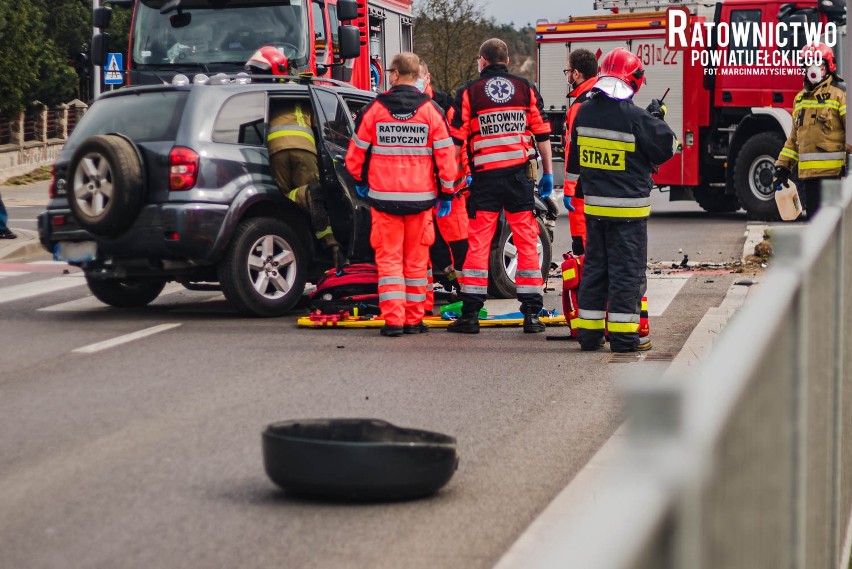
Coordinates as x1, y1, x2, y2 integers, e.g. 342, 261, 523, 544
598, 47, 645, 95
800, 42, 836, 73
245, 46, 290, 77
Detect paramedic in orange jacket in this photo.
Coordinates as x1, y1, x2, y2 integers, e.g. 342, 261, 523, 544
562, 48, 599, 255
448, 38, 553, 334
345, 52, 458, 337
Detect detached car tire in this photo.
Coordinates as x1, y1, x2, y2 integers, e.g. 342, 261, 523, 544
734, 132, 784, 221
68, 134, 145, 236
488, 216, 552, 299
85, 274, 167, 308
218, 217, 306, 317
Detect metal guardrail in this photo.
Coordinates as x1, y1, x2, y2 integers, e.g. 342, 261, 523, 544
537, 177, 852, 569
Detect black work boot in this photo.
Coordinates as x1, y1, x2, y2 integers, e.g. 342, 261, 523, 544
403, 322, 429, 334
523, 312, 546, 333
380, 325, 404, 337
447, 315, 479, 334
307, 183, 329, 231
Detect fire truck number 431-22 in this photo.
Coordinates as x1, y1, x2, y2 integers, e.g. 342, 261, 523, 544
634, 44, 679, 66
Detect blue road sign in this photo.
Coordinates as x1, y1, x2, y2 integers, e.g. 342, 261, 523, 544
104, 53, 123, 85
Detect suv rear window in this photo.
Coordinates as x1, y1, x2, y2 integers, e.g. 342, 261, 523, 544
67, 90, 189, 149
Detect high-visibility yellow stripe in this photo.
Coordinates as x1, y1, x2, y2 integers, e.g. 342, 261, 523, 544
574, 318, 605, 330
287, 188, 299, 201
840, 105, 847, 117
562, 268, 576, 281
315, 226, 333, 239
268, 129, 316, 144
576, 136, 635, 152
794, 100, 842, 112
295, 103, 308, 128
585, 204, 651, 218
780, 147, 799, 160
607, 321, 640, 333
799, 159, 845, 170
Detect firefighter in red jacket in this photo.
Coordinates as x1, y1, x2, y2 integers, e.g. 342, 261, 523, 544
562, 48, 599, 255
345, 52, 458, 337
566, 48, 677, 353
447, 38, 554, 334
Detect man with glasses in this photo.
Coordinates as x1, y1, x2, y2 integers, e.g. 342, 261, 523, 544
562, 48, 599, 256
345, 52, 458, 337
447, 38, 554, 335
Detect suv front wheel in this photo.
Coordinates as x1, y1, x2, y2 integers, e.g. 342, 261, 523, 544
218, 217, 306, 317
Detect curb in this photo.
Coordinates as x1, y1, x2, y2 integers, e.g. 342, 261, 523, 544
0, 229, 45, 262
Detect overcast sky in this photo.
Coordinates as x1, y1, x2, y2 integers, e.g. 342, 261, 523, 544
479, 0, 598, 27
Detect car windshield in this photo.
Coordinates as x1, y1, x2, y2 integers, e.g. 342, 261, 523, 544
132, 0, 309, 68
67, 91, 189, 148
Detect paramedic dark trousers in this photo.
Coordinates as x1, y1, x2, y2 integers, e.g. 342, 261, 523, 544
577, 217, 647, 352
460, 167, 543, 316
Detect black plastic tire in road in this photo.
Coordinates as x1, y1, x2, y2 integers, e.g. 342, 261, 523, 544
68, 134, 145, 236
488, 217, 552, 299
218, 217, 307, 317
85, 274, 167, 308
734, 132, 785, 221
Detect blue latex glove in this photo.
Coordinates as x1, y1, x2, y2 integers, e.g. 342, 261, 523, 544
436, 199, 452, 218
563, 195, 575, 211
355, 184, 369, 198
538, 173, 554, 199
466, 175, 473, 187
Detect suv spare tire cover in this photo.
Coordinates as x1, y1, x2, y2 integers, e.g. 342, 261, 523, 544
67, 134, 145, 237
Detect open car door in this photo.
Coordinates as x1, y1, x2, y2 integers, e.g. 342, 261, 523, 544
309, 86, 375, 262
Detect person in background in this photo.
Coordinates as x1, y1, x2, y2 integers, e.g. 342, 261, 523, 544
0, 192, 16, 239
345, 52, 458, 337
773, 42, 848, 217
562, 48, 599, 255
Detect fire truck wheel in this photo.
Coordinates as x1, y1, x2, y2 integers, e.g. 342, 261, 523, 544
693, 186, 740, 213
734, 132, 785, 221
67, 134, 145, 236
488, 217, 551, 299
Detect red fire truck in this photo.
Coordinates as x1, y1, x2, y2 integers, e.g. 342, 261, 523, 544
536, 0, 846, 219
120, 0, 412, 92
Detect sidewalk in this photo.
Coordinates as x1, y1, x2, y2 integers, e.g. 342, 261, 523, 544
0, 180, 50, 261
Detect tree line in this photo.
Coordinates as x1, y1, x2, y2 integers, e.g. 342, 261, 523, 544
0, 0, 130, 115
0, 0, 532, 115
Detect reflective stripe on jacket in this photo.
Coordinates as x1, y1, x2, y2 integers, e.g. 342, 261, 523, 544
345, 85, 458, 215
563, 76, 598, 197
267, 102, 316, 155
449, 64, 551, 173
566, 91, 677, 220
776, 77, 848, 179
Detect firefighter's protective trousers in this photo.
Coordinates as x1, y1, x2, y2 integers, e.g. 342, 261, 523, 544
371, 209, 435, 327
577, 217, 648, 352
460, 169, 543, 316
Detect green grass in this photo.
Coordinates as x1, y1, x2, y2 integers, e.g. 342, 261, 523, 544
2, 165, 52, 186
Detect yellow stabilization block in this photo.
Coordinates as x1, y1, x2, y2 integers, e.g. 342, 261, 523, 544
297, 314, 567, 329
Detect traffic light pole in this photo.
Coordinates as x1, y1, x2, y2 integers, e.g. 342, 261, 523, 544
92, 0, 101, 99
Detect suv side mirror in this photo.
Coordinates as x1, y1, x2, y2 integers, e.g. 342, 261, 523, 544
337, 25, 360, 60
91, 32, 109, 67
93, 6, 113, 29
336, 0, 358, 21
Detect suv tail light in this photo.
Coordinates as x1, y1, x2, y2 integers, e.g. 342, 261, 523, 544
169, 146, 199, 191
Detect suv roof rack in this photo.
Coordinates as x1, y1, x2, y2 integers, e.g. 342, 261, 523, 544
175, 72, 361, 90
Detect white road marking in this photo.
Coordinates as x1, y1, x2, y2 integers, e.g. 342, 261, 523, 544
0, 275, 85, 305
645, 275, 690, 316
27, 260, 68, 265
71, 323, 182, 354
40, 282, 186, 312
0, 271, 27, 278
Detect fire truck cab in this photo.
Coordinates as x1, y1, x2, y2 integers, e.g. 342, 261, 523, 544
536, 0, 846, 219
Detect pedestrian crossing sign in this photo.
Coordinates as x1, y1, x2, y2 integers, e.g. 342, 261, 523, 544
104, 53, 123, 85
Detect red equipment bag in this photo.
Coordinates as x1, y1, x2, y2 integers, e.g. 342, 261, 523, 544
310, 263, 380, 315
561, 253, 584, 338
561, 252, 650, 340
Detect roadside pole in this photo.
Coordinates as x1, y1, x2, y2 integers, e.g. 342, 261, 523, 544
92, 0, 101, 99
